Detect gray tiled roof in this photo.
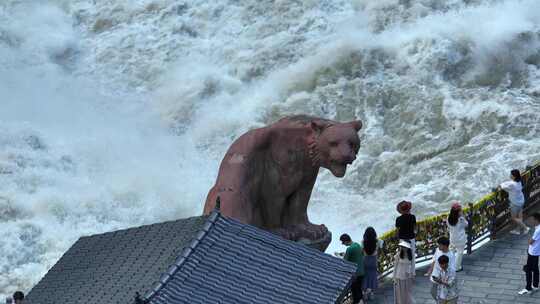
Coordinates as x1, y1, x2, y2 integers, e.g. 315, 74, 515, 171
148, 214, 356, 304
26, 211, 355, 304
25, 216, 208, 304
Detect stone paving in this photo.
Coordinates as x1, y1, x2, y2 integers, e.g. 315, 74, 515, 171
370, 233, 540, 304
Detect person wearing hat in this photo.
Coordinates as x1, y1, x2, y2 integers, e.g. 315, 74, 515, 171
395, 201, 416, 273
393, 240, 415, 304
446, 202, 468, 272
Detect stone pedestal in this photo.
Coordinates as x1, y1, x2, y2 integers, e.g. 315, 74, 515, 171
297, 230, 332, 252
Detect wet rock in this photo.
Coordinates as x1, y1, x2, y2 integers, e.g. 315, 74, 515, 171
172, 24, 198, 38
0, 29, 21, 48
0, 197, 19, 222
297, 230, 332, 252
175, 3, 189, 15
92, 18, 115, 33
51, 47, 78, 71
24, 135, 46, 150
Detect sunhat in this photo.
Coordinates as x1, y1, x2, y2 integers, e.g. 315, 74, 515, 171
398, 240, 411, 249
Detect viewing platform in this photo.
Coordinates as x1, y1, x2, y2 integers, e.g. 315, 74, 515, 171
375, 232, 540, 303
341, 162, 540, 304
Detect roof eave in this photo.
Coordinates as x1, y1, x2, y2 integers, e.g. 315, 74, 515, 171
141, 209, 221, 303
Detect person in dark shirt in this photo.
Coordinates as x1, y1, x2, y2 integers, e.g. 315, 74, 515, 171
395, 201, 416, 273
12, 292, 24, 304
340, 233, 364, 304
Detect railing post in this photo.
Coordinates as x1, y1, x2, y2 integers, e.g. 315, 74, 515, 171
489, 198, 498, 240
466, 202, 474, 254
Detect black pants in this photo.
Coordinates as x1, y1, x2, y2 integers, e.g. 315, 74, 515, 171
525, 254, 539, 290
351, 275, 364, 304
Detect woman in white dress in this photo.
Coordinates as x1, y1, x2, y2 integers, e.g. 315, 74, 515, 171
393, 240, 415, 304
446, 202, 468, 272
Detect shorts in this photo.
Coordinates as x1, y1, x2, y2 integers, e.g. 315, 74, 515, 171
510, 204, 523, 216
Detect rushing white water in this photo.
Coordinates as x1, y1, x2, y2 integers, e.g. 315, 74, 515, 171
1, 0, 540, 297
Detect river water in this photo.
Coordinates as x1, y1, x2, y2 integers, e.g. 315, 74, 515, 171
1, 0, 540, 296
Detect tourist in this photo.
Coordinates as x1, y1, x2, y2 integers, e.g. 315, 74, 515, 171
431, 255, 458, 304
518, 212, 540, 295
393, 240, 415, 304
446, 202, 468, 272
340, 233, 365, 303
362, 227, 382, 300
12, 292, 23, 304
395, 200, 416, 273
425, 237, 455, 300
498, 169, 529, 235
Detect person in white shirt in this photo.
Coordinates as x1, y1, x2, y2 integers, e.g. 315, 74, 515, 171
518, 212, 540, 295
432, 255, 458, 304
425, 237, 455, 301
499, 169, 529, 235
446, 202, 468, 272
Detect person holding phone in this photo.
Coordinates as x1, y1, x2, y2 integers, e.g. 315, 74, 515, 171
431, 255, 458, 304
340, 233, 365, 303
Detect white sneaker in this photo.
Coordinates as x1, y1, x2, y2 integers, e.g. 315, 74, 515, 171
518, 289, 531, 295
510, 229, 521, 235
533, 286, 539, 292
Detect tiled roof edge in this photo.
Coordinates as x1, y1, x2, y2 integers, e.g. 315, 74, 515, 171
26, 236, 85, 301
84, 215, 205, 239
142, 209, 221, 302
334, 275, 354, 304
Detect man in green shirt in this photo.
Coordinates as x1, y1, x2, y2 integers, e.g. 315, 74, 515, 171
340, 233, 364, 304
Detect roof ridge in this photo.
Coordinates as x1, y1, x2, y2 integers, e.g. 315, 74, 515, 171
81, 215, 206, 239
220, 217, 356, 273
142, 209, 221, 302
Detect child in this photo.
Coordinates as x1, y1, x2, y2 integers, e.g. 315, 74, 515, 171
446, 202, 468, 271
395, 201, 416, 273
432, 255, 458, 304
426, 237, 455, 301
393, 240, 415, 304
518, 212, 540, 295
362, 227, 382, 300
499, 169, 529, 235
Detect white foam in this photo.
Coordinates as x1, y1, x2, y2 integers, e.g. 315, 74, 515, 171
2, 0, 540, 296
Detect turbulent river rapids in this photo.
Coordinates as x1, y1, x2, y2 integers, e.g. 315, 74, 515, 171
1, 0, 540, 296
